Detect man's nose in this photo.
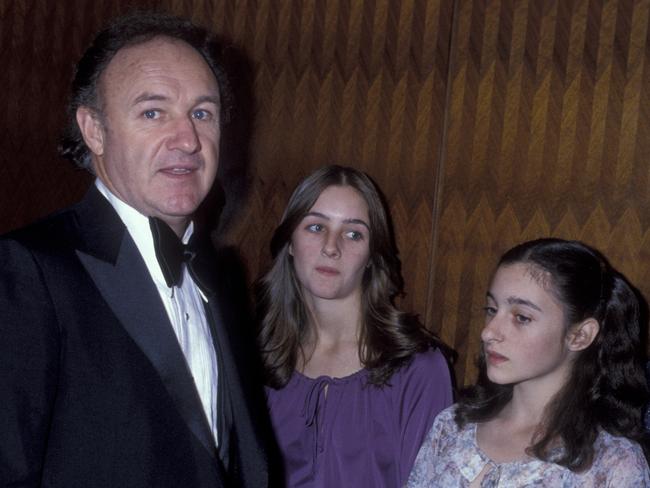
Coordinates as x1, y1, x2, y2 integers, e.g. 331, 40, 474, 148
167, 116, 201, 153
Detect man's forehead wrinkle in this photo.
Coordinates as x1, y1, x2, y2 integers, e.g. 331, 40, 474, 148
99, 49, 219, 109
103, 38, 208, 80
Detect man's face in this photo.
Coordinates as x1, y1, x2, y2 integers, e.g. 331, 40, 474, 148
79, 36, 221, 234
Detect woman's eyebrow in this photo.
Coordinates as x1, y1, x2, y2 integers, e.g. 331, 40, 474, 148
304, 212, 369, 230
506, 296, 542, 312
485, 292, 542, 312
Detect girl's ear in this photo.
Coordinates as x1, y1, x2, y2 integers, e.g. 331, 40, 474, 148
566, 318, 600, 351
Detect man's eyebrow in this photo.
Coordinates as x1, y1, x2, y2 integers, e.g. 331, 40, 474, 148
131, 93, 221, 106
132, 93, 168, 105
195, 95, 221, 106
303, 212, 370, 230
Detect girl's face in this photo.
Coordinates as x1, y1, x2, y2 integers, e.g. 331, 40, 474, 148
289, 185, 371, 305
481, 263, 575, 392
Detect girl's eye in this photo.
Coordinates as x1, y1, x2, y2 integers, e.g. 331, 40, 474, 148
345, 230, 363, 241
514, 314, 532, 325
306, 223, 323, 233
483, 306, 497, 317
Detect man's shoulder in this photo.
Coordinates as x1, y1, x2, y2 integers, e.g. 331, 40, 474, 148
2, 203, 81, 251
2, 185, 122, 256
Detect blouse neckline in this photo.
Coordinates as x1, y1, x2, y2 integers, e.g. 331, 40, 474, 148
472, 422, 537, 466
293, 366, 368, 384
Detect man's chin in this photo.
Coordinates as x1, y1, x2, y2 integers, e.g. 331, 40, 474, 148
155, 196, 203, 217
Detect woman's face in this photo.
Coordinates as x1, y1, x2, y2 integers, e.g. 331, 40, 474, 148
289, 185, 371, 305
481, 263, 574, 393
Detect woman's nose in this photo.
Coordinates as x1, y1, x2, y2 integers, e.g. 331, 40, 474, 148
321, 233, 341, 259
481, 316, 503, 343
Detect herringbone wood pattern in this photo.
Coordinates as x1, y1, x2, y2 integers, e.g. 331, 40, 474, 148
430, 0, 650, 383
1, 0, 648, 385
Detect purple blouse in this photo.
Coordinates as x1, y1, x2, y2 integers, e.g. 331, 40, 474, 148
265, 348, 453, 488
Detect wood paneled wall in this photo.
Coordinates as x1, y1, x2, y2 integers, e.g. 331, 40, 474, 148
430, 0, 650, 383
1, 0, 648, 386
164, 0, 455, 322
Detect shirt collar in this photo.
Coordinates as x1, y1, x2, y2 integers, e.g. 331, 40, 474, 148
94, 179, 194, 287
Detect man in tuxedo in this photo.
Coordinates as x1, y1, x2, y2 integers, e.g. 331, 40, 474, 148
0, 12, 269, 487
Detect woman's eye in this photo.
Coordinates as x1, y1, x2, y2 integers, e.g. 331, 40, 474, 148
514, 314, 532, 324
143, 109, 160, 119
345, 230, 363, 241
483, 306, 497, 317
307, 223, 323, 233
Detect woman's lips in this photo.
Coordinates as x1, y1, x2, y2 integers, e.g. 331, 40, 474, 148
315, 266, 340, 276
485, 350, 508, 365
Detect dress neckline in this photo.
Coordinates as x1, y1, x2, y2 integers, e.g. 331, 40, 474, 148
471, 421, 541, 467
293, 366, 368, 384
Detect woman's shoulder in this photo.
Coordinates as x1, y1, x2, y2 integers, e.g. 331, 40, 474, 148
415, 406, 474, 464
413, 404, 462, 444
594, 430, 646, 458
399, 347, 451, 379
588, 430, 650, 484
432, 405, 460, 430
264, 371, 306, 404
391, 347, 453, 396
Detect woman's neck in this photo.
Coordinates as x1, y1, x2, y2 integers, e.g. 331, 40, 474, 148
475, 371, 570, 465
299, 294, 364, 378
303, 292, 362, 344
505, 363, 572, 426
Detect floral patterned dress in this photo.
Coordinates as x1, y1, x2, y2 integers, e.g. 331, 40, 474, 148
407, 406, 649, 487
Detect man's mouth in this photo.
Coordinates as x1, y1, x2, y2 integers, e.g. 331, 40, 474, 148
160, 167, 195, 175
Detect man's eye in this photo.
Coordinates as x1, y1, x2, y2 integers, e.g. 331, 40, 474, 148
192, 109, 212, 120
143, 109, 159, 119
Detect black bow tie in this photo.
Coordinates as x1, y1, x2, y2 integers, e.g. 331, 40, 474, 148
149, 217, 197, 289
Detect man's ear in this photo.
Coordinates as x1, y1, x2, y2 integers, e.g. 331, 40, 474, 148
566, 318, 600, 351
76, 106, 104, 156
288, 242, 293, 256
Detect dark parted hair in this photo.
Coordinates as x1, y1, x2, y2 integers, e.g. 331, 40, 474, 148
58, 11, 232, 171
257, 165, 446, 388
455, 238, 649, 471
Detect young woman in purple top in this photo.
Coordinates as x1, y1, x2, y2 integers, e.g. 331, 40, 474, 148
256, 165, 453, 488
408, 238, 650, 487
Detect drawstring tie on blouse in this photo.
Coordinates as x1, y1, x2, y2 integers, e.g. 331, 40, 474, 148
302, 377, 331, 474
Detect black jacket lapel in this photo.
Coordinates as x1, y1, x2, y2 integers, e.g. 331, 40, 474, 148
73, 186, 218, 460
202, 261, 270, 488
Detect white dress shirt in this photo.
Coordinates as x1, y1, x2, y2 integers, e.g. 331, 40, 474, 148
96, 179, 219, 445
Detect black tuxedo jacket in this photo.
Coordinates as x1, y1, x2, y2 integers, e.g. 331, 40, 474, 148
0, 187, 269, 487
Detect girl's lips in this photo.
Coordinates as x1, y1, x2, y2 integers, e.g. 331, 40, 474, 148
486, 350, 508, 365
315, 266, 340, 276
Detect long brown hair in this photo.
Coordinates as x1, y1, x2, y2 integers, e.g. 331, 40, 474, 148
256, 165, 444, 388
456, 238, 649, 471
